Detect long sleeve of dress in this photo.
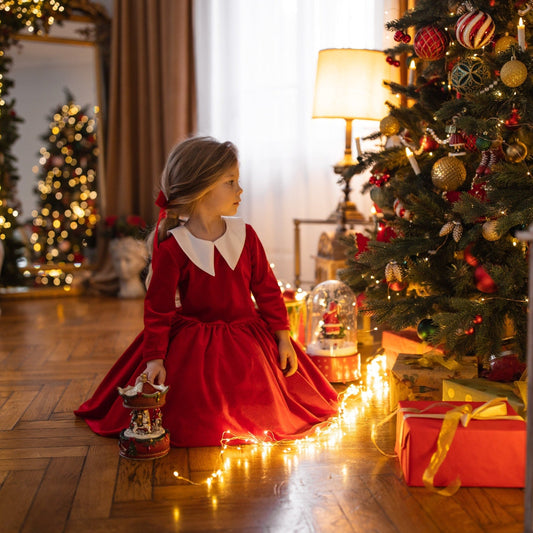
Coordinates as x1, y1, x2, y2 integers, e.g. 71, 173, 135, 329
247, 225, 290, 333
142, 238, 181, 361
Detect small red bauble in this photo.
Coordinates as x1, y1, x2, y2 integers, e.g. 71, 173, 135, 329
464, 327, 475, 335
474, 265, 497, 293
420, 134, 439, 152
388, 281, 407, 292
464, 134, 478, 152
414, 26, 449, 60
394, 30, 404, 42
473, 314, 483, 324
464, 244, 479, 266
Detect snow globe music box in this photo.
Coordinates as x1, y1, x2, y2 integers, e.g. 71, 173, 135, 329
305, 280, 360, 383
117, 375, 170, 459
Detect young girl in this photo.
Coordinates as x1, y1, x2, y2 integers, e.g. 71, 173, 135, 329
75, 136, 339, 447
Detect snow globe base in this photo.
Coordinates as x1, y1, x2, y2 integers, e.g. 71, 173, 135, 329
119, 429, 170, 460
308, 351, 361, 383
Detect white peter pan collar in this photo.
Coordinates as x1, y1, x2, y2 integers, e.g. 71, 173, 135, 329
169, 217, 246, 276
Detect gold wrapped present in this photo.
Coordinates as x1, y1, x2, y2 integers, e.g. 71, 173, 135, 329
390, 351, 478, 411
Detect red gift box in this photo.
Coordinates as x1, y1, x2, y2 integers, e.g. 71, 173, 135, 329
395, 400, 526, 489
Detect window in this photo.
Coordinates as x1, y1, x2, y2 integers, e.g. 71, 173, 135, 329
194, 0, 400, 285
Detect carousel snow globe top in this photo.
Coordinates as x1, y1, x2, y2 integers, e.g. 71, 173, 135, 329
305, 279, 358, 357
118, 376, 169, 409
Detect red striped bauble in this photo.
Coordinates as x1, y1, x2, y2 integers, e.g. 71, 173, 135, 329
413, 25, 449, 60
455, 10, 495, 49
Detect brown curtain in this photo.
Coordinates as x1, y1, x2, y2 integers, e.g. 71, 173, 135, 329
104, 0, 196, 226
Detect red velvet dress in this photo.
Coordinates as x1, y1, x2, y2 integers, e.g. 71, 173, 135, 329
75, 218, 338, 447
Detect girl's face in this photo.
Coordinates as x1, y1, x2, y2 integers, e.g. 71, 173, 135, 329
200, 164, 242, 216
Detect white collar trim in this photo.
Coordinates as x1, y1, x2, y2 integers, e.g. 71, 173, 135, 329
169, 217, 246, 276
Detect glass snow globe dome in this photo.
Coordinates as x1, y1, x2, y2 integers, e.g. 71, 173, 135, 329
305, 279, 358, 357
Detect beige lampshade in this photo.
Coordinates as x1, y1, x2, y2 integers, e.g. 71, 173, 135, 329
312, 48, 392, 121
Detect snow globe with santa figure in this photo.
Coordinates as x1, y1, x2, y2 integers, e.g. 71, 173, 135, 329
305, 279, 360, 383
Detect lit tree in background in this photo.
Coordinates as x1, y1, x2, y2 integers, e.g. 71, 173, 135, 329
30, 90, 99, 265
340, 0, 533, 362
0, 0, 68, 286
0, 50, 25, 286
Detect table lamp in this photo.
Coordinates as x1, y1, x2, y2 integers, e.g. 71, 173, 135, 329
312, 48, 392, 227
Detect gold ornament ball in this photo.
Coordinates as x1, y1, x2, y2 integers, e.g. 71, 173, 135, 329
500, 59, 528, 87
482, 220, 501, 241
505, 140, 528, 163
431, 156, 467, 191
494, 35, 518, 55
380, 115, 401, 136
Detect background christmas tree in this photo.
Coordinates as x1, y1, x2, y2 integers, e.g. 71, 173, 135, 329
340, 0, 533, 363
0, 1, 71, 286
30, 89, 99, 265
0, 50, 25, 286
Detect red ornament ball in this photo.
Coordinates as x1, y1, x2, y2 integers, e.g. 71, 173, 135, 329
394, 30, 404, 42
414, 26, 449, 60
388, 280, 407, 292
455, 10, 495, 49
464, 327, 475, 335
464, 245, 479, 266
464, 134, 478, 152
473, 314, 483, 324
474, 265, 497, 293
420, 134, 439, 152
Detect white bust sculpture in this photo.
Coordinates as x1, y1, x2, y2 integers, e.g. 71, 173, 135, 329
109, 237, 148, 299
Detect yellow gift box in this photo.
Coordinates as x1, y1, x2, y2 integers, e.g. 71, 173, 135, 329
442, 377, 525, 418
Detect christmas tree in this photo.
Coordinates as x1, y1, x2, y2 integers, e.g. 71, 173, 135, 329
0, 1, 71, 286
340, 0, 533, 363
30, 90, 99, 265
0, 51, 25, 286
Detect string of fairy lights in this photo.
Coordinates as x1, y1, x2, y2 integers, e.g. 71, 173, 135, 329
172, 352, 389, 489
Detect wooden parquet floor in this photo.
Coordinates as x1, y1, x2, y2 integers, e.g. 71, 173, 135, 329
0, 295, 525, 533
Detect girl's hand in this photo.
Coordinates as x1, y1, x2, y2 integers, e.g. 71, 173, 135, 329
138, 358, 167, 385
276, 331, 298, 377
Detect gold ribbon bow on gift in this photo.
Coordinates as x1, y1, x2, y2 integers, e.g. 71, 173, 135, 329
372, 398, 523, 496
403, 350, 460, 371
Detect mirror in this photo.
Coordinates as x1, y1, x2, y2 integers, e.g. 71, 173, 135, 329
4, 3, 110, 289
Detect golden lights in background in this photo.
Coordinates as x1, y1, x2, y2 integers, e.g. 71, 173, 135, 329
172, 352, 389, 493
31, 100, 99, 265
0, 0, 66, 34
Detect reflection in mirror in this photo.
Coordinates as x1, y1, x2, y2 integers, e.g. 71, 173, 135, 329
2, 6, 110, 294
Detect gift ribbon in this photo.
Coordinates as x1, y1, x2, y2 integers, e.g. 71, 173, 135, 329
372, 398, 523, 496
403, 350, 460, 371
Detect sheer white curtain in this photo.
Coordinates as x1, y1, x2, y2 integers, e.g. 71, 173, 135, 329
194, 0, 400, 286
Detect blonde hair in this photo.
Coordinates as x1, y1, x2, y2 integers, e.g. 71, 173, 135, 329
155, 136, 238, 243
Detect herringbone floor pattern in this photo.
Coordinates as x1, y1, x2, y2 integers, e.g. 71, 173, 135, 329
0, 295, 525, 532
